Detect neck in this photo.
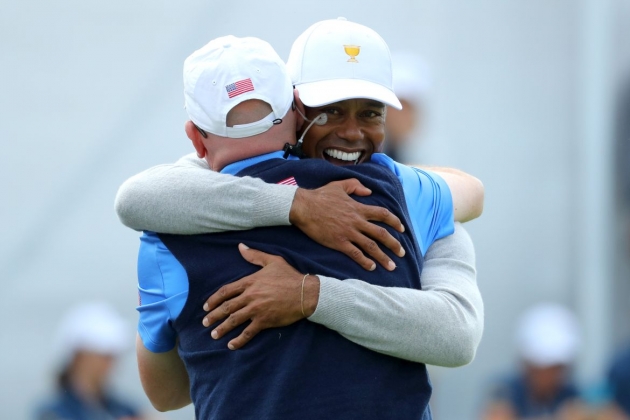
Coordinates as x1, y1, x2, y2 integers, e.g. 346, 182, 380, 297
209, 132, 295, 172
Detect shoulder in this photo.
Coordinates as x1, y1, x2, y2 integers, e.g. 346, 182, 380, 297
371, 154, 448, 191
175, 153, 210, 169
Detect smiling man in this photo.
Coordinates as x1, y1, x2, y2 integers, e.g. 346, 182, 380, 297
298, 99, 386, 164
286, 17, 399, 167
119, 19, 484, 420
194, 19, 483, 353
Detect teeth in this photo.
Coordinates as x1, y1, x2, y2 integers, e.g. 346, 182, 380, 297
324, 149, 361, 161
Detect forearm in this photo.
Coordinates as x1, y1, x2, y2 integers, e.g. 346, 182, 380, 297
136, 335, 191, 411
115, 154, 297, 234
308, 223, 484, 366
419, 165, 484, 223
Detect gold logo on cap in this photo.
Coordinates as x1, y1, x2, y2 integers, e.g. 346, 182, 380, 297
343, 45, 360, 63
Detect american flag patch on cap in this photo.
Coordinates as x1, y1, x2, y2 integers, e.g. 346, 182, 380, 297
277, 177, 297, 186
226, 78, 254, 98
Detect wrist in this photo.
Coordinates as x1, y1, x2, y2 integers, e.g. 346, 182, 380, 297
302, 274, 320, 318
289, 188, 308, 227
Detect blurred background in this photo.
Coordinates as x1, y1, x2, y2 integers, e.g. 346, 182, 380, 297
2, 0, 629, 419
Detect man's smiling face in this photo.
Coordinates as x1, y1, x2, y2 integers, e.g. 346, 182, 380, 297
300, 98, 386, 166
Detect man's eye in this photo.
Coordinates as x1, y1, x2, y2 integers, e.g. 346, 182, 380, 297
321, 108, 340, 115
363, 110, 381, 118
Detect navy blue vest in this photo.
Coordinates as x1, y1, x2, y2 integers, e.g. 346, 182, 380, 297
160, 158, 432, 420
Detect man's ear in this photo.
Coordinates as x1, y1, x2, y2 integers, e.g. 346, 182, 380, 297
185, 120, 206, 158
293, 89, 306, 132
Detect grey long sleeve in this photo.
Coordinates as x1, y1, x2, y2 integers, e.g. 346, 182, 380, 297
310, 223, 484, 367
115, 154, 297, 233
115, 155, 483, 366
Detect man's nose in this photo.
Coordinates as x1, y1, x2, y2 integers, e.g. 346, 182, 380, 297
336, 117, 364, 142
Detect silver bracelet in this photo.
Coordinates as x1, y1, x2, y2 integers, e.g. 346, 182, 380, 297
301, 273, 309, 317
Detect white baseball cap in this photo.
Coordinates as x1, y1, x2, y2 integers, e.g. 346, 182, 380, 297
516, 303, 581, 367
184, 35, 294, 139
287, 18, 402, 110
56, 302, 130, 361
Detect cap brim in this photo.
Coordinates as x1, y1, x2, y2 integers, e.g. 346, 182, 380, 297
297, 79, 402, 110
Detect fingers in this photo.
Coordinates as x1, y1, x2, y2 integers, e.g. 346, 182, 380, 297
204, 304, 263, 351
363, 204, 405, 233
337, 241, 377, 271
203, 297, 246, 329
334, 178, 372, 197
203, 280, 246, 313
342, 226, 396, 271
337, 203, 405, 270
238, 243, 275, 267
204, 250, 277, 312
208, 307, 251, 342
226, 323, 261, 350
361, 220, 405, 259
203, 277, 247, 312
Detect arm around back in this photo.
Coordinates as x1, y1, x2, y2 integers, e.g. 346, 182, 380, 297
309, 223, 484, 366
421, 166, 484, 223
115, 154, 406, 270
114, 154, 297, 234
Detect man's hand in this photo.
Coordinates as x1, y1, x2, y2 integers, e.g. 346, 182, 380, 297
289, 179, 405, 272
201, 244, 320, 350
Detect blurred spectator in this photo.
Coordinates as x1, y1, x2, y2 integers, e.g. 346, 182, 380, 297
598, 76, 630, 420
481, 303, 590, 420
597, 344, 630, 420
34, 302, 145, 420
384, 51, 431, 163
